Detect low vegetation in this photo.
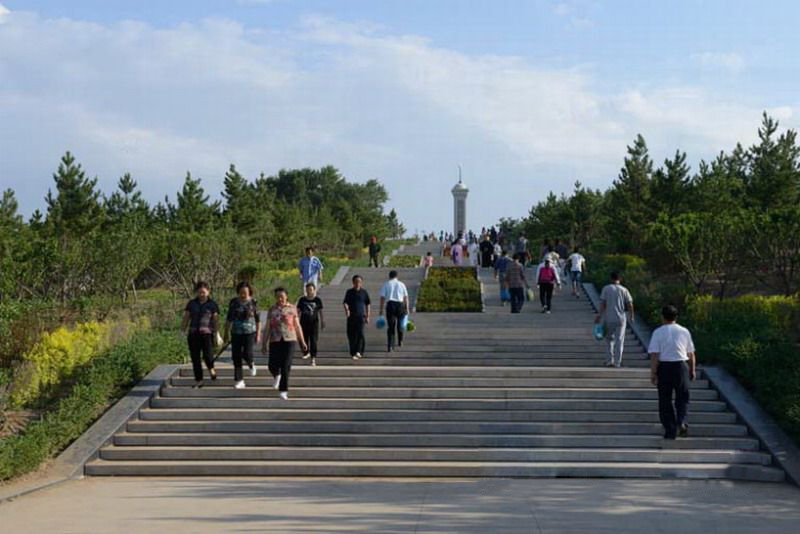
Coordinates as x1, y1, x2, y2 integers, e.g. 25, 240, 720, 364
386, 254, 422, 268
416, 267, 482, 312
0, 329, 185, 481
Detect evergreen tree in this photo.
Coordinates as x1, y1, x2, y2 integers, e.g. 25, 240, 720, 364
651, 150, 690, 218
173, 172, 219, 232
606, 134, 654, 252
745, 113, 800, 210
105, 173, 150, 224
222, 164, 259, 232
45, 151, 104, 236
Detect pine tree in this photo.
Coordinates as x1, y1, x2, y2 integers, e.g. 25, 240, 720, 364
174, 172, 219, 232
105, 173, 150, 224
651, 150, 690, 218
222, 165, 258, 232
45, 151, 104, 236
0, 189, 21, 227
746, 113, 800, 209
606, 134, 654, 252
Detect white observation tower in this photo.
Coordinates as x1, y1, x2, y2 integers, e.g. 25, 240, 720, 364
451, 166, 469, 237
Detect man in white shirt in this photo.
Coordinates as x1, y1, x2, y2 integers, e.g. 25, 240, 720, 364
595, 271, 634, 368
567, 247, 586, 299
648, 305, 696, 440
379, 270, 410, 352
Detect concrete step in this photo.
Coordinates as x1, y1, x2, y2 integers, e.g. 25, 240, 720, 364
149, 396, 730, 412
84, 460, 785, 482
281, 346, 645, 354
113, 432, 761, 450
126, 420, 748, 437
178, 366, 657, 378
138, 408, 737, 424
244, 353, 648, 362
235, 358, 650, 367
159, 386, 718, 400
98, 446, 771, 465
169, 376, 711, 389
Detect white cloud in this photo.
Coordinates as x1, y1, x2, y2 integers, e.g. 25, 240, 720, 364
0, 3, 10, 23
0, 10, 793, 232
552, 2, 594, 29
692, 51, 746, 73
553, 3, 572, 17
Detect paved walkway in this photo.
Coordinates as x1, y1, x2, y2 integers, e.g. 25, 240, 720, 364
2, 477, 799, 533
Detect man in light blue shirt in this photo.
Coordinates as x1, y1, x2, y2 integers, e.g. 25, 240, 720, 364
298, 247, 324, 287
379, 270, 409, 352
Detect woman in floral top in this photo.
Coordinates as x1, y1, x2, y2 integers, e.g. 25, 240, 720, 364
262, 287, 307, 400
223, 282, 261, 390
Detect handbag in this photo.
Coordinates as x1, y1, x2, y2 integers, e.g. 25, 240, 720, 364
500, 288, 511, 302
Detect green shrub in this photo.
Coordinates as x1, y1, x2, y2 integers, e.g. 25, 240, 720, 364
417, 267, 482, 312
0, 329, 185, 481
8, 317, 149, 408
386, 255, 421, 268
680, 294, 800, 442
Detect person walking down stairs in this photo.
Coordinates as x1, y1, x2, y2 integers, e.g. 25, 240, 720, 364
535, 258, 561, 314
180, 281, 219, 388
368, 236, 381, 268
297, 283, 325, 367
262, 287, 307, 400
343, 275, 371, 360
648, 305, 697, 440
298, 246, 324, 287
493, 250, 511, 306
595, 271, 634, 368
379, 270, 410, 352
223, 282, 261, 389
505, 253, 529, 314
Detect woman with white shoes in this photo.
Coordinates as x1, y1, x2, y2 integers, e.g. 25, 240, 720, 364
262, 287, 307, 400
223, 282, 261, 390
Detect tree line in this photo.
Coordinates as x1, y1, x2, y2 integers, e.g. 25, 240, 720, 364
0, 154, 405, 304
501, 113, 800, 298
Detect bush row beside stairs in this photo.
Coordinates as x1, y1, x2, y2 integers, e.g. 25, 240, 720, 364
0, 329, 185, 481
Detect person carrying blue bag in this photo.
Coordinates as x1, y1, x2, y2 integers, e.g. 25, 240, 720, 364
493, 249, 511, 306
379, 270, 409, 353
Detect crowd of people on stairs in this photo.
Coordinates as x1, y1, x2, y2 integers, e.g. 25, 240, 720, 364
178, 237, 698, 441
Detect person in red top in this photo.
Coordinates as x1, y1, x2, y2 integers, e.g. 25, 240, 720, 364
535, 258, 561, 314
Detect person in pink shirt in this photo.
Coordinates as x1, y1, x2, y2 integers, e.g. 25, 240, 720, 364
535, 258, 561, 314
423, 252, 435, 268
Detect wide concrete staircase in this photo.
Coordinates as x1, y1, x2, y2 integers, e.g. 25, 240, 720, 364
86, 241, 785, 481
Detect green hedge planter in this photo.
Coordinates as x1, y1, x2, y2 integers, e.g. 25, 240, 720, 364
417, 267, 482, 312
386, 255, 422, 268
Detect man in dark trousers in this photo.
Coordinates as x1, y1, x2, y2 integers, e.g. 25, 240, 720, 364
379, 270, 410, 352
479, 235, 494, 267
343, 275, 371, 360
368, 236, 381, 268
648, 305, 697, 439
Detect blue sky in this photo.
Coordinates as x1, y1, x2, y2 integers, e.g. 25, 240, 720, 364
1, 1, 798, 234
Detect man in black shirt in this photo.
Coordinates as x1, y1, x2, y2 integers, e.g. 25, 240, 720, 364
343, 275, 371, 360
479, 235, 494, 267
297, 283, 325, 366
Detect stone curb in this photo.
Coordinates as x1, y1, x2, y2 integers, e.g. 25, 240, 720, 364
702, 366, 800, 486
330, 266, 350, 286
584, 281, 797, 486
382, 241, 410, 267
0, 364, 179, 503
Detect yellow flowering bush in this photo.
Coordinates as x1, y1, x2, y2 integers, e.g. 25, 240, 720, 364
8, 317, 149, 408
